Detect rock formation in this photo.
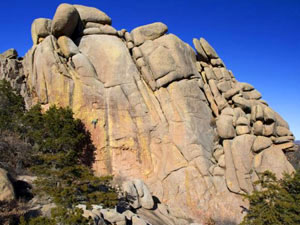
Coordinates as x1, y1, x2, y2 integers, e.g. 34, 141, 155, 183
0, 168, 15, 202
76, 178, 185, 225
0, 3, 296, 224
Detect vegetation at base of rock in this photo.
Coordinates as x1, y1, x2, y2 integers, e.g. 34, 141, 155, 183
240, 170, 300, 225
0, 80, 118, 224
20, 104, 117, 206
0, 200, 29, 225
0, 80, 25, 132
0, 80, 25, 134
19, 104, 95, 167
20, 105, 118, 224
19, 207, 93, 225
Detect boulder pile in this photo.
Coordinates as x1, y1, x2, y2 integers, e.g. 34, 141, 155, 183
77, 179, 190, 225
0, 3, 296, 224
192, 37, 295, 194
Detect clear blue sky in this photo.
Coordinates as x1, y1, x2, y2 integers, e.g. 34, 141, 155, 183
0, 0, 299, 139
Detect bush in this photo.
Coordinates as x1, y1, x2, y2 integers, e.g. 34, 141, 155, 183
0, 80, 24, 133
20, 104, 95, 167
19, 207, 93, 225
0, 200, 28, 225
0, 81, 118, 224
20, 105, 117, 224
240, 170, 300, 225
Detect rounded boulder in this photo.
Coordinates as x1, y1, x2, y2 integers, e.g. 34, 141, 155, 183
51, 3, 79, 37
31, 18, 52, 45
73, 4, 112, 24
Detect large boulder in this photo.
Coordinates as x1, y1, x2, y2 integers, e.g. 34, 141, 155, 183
254, 146, 295, 179
252, 136, 272, 152
57, 36, 79, 58
216, 115, 236, 139
31, 18, 52, 45
231, 134, 256, 193
139, 34, 199, 88
0, 168, 15, 202
51, 3, 79, 37
122, 179, 154, 210
73, 4, 112, 24
131, 22, 168, 46
78, 35, 138, 87
192, 38, 208, 61
199, 38, 219, 59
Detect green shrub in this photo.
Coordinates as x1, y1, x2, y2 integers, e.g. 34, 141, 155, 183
0, 80, 24, 133
20, 207, 93, 225
19, 105, 117, 224
240, 170, 300, 225
20, 104, 95, 167
0, 81, 118, 224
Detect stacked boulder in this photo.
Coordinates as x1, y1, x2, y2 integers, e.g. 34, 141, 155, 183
192, 37, 295, 193
0, 49, 26, 96
78, 179, 188, 225
128, 22, 199, 90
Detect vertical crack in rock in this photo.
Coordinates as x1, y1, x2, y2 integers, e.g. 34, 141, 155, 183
104, 88, 112, 174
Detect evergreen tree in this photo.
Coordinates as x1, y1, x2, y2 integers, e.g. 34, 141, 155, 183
0, 80, 24, 133
20, 105, 118, 208
20, 105, 117, 224
240, 170, 300, 225
0, 81, 117, 224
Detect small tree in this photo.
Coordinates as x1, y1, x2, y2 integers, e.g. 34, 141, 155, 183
0, 81, 117, 224
20, 105, 117, 224
0, 80, 24, 133
240, 170, 300, 225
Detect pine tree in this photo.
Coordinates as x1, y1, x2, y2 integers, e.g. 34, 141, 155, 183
20, 105, 117, 224
0, 80, 24, 133
240, 170, 300, 225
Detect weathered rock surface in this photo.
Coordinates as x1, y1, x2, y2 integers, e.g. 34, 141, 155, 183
254, 146, 294, 179
131, 22, 168, 46
199, 38, 218, 59
216, 115, 235, 139
122, 179, 154, 210
252, 136, 272, 152
0, 168, 15, 201
31, 18, 52, 45
74, 4, 112, 24
0, 4, 296, 225
57, 36, 79, 57
1, 48, 18, 59
51, 3, 79, 37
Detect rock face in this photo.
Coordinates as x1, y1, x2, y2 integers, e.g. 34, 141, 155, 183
0, 168, 15, 202
0, 3, 296, 224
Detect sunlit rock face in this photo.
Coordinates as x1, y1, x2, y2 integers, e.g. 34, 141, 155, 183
2, 3, 294, 224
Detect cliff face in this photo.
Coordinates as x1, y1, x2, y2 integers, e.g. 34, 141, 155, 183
0, 3, 296, 224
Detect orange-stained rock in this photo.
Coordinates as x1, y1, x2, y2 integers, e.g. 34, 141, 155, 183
12, 4, 295, 224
